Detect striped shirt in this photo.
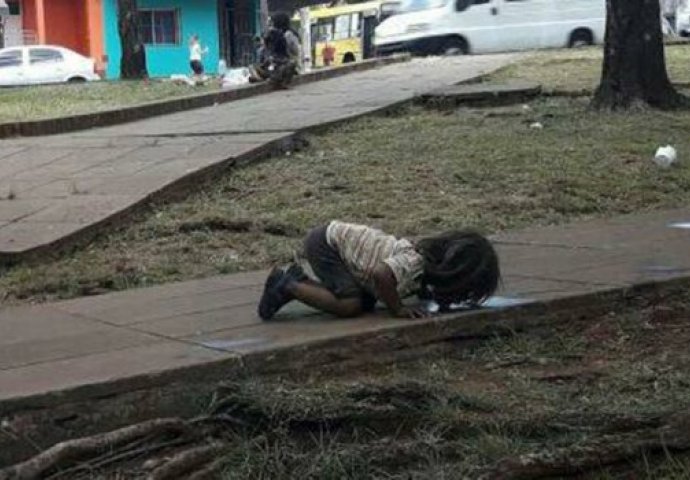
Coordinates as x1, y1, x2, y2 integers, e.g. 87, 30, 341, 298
326, 221, 424, 298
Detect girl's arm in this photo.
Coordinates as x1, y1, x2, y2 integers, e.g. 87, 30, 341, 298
372, 263, 427, 319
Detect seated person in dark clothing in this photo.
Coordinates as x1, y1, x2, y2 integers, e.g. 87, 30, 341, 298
249, 13, 301, 88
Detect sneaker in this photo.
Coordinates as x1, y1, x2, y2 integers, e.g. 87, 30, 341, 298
257, 264, 304, 321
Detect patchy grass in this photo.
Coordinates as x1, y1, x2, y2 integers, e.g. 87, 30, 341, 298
44, 289, 690, 479
4, 95, 690, 304
0, 80, 220, 122
489, 44, 690, 93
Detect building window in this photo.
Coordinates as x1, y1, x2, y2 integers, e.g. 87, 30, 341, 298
139, 10, 179, 45
7, 1, 20, 15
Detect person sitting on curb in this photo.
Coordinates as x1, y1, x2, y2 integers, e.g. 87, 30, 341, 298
258, 221, 500, 320
249, 13, 301, 88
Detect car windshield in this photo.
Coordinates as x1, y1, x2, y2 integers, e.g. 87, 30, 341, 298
399, 0, 447, 12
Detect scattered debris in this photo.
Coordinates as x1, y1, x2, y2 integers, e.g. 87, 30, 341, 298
169, 74, 211, 87
529, 122, 544, 130
169, 75, 197, 87
221, 68, 251, 88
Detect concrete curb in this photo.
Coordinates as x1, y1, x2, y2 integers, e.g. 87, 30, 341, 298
419, 81, 542, 108
1, 274, 688, 466
0, 55, 410, 139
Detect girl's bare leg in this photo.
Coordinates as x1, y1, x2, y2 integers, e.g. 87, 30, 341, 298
286, 281, 363, 318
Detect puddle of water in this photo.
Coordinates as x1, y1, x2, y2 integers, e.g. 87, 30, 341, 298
424, 296, 533, 314
201, 338, 268, 351
639, 265, 688, 274
668, 222, 690, 230
483, 296, 534, 308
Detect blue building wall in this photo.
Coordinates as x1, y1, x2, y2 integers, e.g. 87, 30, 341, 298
103, 0, 220, 79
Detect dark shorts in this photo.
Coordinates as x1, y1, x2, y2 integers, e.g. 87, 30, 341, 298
303, 226, 377, 312
190, 60, 204, 75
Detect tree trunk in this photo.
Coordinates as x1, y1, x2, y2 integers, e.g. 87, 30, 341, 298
592, 0, 687, 110
117, 0, 148, 79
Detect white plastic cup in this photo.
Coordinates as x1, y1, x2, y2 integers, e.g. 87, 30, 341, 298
654, 145, 677, 168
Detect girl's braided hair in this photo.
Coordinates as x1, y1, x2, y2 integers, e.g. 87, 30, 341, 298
417, 230, 500, 306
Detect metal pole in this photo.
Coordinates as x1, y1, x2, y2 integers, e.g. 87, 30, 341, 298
299, 7, 312, 72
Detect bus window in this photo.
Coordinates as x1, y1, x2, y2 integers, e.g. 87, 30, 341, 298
334, 14, 351, 39
351, 13, 362, 37
313, 19, 334, 42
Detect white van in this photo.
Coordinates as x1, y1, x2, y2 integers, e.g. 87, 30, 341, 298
374, 0, 605, 56
676, 4, 690, 37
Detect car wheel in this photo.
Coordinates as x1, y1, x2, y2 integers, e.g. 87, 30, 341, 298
569, 29, 594, 48
67, 77, 87, 84
441, 37, 468, 56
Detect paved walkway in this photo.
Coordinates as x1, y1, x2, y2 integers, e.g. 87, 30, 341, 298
2, 207, 690, 407
0, 55, 516, 260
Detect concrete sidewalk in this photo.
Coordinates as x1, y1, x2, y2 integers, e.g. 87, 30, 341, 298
0, 55, 516, 261
2, 207, 690, 408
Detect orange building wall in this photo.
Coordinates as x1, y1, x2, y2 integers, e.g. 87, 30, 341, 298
21, 0, 37, 35
20, 0, 104, 70
45, 0, 85, 53
85, 0, 105, 69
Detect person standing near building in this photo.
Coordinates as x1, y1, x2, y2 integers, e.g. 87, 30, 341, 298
189, 34, 208, 78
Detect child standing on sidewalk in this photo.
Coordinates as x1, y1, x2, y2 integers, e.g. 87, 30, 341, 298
258, 221, 500, 320
189, 35, 208, 78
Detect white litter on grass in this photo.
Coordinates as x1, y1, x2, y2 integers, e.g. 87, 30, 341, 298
221, 68, 251, 88
529, 122, 544, 130
170, 74, 196, 86
653, 145, 678, 168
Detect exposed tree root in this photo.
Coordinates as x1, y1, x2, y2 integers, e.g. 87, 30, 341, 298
147, 442, 227, 480
4, 382, 690, 480
187, 457, 228, 480
0, 419, 189, 480
479, 409, 690, 479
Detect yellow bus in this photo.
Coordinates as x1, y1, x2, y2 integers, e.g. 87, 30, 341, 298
295, 1, 399, 68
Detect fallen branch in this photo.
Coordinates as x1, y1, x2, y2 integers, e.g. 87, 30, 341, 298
0, 418, 189, 480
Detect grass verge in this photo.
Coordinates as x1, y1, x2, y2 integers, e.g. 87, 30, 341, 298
0, 80, 219, 123
489, 44, 690, 93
